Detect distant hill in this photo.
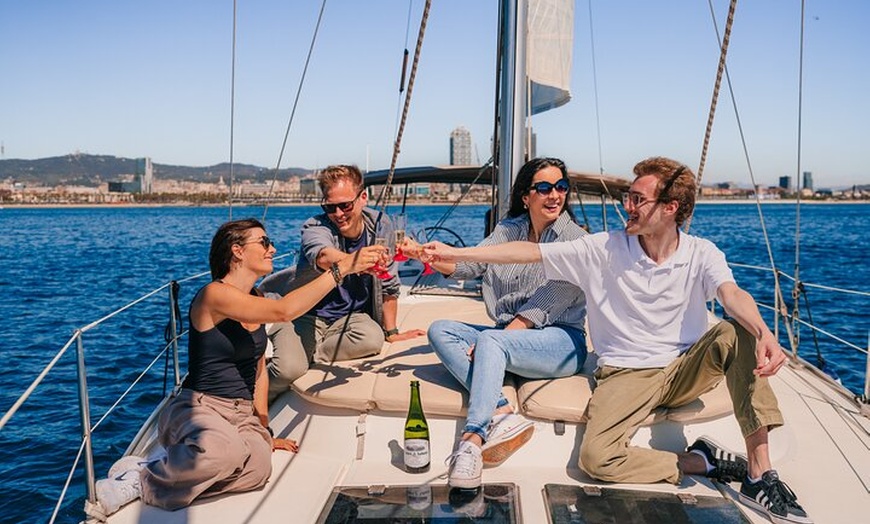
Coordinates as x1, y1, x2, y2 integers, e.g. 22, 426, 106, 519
0, 154, 310, 187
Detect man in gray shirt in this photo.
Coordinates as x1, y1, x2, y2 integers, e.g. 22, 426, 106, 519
267, 165, 424, 402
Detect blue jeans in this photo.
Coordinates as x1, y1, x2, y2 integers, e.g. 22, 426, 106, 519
428, 320, 587, 440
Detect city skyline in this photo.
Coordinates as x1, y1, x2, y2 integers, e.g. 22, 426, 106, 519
1, 1, 868, 188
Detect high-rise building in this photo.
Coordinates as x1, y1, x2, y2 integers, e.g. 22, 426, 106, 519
802, 171, 813, 191
449, 127, 473, 166
778, 176, 792, 191
136, 157, 153, 194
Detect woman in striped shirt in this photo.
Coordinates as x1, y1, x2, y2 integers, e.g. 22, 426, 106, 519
405, 157, 588, 490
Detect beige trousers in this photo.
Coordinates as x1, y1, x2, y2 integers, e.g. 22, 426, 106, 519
267, 312, 384, 401
140, 390, 272, 510
580, 320, 783, 484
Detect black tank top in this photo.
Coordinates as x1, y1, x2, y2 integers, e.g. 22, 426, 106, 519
182, 289, 267, 400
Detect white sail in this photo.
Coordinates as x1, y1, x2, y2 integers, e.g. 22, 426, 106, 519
528, 0, 573, 114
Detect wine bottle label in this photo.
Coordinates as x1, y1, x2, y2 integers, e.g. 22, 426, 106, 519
407, 484, 432, 510
404, 438, 430, 468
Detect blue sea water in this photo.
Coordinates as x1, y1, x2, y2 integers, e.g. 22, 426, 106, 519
0, 203, 867, 523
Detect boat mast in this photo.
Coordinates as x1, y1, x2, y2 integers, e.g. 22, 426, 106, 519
495, 0, 528, 219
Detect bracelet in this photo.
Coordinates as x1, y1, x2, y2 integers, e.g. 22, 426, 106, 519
384, 327, 399, 337
329, 262, 343, 286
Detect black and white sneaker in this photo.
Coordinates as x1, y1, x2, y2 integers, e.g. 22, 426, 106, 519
740, 470, 812, 524
687, 436, 748, 483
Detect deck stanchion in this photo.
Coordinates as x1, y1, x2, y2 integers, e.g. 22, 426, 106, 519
168, 281, 181, 387
862, 332, 870, 417
773, 273, 780, 341
600, 194, 608, 231
74, 329, 97, 503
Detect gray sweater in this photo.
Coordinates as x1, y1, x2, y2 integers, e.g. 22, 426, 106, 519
296, 207, 400, 326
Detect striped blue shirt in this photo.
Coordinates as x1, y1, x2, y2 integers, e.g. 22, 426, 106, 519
451, 212, 587, 330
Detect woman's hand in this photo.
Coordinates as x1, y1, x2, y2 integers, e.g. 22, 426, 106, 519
272, 437, 299, 452
421, 241, 457, 263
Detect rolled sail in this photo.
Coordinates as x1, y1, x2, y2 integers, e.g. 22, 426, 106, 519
528, 0, 573, 115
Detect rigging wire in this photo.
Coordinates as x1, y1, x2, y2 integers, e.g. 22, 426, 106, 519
587, 0, 605, 176
392, 0, 416, 215
698, 0, 798, 355
684, 0, 737, 233
375, 0, 432, 211
394, 0, 415, 134
228, 0, 238, 220
583, 0, 625, 231
261, 0, 328, 222
430, 160, 494, 234
797, 283, 832, 376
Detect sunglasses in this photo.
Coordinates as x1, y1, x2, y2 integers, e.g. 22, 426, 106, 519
529, 178, 570, 195
621, 192, 656, 207
242, 236, 274, 250
321, 190, 363, 214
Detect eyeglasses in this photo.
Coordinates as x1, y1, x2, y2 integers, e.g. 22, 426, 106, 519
321, 190, 363, 214
621, 192, 656, 208
242, 236, 274, 250
529, 179, 570, 195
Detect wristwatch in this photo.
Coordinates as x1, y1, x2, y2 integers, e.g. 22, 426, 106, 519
384, 328, 400, 337
329, 262, 343, 286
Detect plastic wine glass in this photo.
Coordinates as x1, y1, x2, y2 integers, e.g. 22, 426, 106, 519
393, 214, 408, 261
418, 228, 436, 275
372, 236, 392, 280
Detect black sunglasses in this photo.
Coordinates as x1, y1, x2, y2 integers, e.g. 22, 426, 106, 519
242, 236, 274, 250
529, 178, 570, 195
321, 190, 363, 214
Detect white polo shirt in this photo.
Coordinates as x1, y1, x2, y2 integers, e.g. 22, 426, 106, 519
540, 230, 734, 368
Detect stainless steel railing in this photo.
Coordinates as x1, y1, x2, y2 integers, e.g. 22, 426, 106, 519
727, 261, 870, 406
0, 271, 210, 522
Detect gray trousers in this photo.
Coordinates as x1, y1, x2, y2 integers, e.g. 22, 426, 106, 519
140, 390, 272, 510
267, 312, 385, 401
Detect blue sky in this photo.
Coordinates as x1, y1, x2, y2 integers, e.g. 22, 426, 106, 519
1, 0, 868, 188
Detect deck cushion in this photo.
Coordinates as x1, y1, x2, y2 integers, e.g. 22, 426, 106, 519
517, 375, 731, 425
290, 298, 733, 425
291, 295, 517, 416
291, 360, 379, 412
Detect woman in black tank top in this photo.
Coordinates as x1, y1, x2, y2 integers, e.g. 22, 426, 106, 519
89, 218, 380, 517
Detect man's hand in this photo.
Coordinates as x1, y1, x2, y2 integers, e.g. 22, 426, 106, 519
342, 245, 387, 275
754, 332, 787, 377
399, 237, 423, 260
386, 329, 426, 343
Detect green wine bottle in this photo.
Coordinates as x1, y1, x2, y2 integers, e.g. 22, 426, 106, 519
403, 380, 430, 472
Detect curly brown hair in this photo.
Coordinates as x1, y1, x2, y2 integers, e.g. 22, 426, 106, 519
632, 157, 696, 226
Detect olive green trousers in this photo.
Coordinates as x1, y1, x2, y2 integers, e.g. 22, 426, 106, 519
579, 320, 783, 484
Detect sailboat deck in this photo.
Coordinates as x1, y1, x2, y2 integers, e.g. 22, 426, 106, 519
106, 288, 870, 523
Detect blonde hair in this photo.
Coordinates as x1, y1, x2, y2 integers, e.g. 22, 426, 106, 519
318, 164, 363, 195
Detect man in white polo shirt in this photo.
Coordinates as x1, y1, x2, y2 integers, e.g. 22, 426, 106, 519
422, 157, 810, 524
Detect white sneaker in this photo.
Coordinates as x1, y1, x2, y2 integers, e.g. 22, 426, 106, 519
108, 454, 149, 479
447, 440, 483, 489
482, 413, 534, 466
448, 486, 486, 517
91, 455, 145, 519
